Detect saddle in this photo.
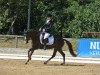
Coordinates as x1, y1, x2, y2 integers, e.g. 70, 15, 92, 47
40, 32, 54, 45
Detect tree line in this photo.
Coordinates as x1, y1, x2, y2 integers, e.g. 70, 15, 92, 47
0, 0, 100, 38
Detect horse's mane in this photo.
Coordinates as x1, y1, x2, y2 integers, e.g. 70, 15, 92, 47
27, 29, 39, 33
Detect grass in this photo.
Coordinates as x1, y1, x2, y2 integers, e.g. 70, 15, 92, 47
63, 38, 78, 51
0, 37, 78, 51
0, 37, 31, 48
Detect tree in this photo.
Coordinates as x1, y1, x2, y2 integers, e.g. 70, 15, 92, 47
0, 0, 100, 38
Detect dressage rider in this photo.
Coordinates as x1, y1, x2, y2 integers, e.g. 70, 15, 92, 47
40, 14, 53, 32
40, 14, 53, 50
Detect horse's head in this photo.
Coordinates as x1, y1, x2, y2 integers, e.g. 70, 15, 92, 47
24, 30, 30, 44
25, 29, 39, 44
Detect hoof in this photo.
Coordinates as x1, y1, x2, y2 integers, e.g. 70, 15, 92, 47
44, 62, 47, 64
60, 63, 65, 65
25, 62, 28, 65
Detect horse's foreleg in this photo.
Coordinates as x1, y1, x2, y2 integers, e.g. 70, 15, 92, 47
58, 50, 65, 65
25, 48, 34, 64
44, 50, 57, 64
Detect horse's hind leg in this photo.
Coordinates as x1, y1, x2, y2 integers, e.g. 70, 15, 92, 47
58, 50, 65, 65
25, 48, 34, 64
44, 50, 57, 64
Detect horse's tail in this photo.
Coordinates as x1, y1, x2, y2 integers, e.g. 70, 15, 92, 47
64, 39, 77, 57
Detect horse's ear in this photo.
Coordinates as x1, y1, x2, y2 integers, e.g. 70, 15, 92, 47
23, 29, 28, 36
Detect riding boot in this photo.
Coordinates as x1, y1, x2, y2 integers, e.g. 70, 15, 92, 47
44, 43, 46, 50
44, 38, 48, 50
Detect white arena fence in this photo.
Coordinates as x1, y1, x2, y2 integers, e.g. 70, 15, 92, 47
0, 54, 100, 64
0, 35, 26, 48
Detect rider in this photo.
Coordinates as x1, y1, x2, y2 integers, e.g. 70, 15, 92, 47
41, 14, 53, 32
40, 14, 53, 50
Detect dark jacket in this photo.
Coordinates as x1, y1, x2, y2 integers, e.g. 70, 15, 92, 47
41, 20, 53, 32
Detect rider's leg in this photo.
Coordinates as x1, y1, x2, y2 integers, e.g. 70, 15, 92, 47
43, 32, 50, 50
44, 39, 46, 50
41, 33, 46, 50
44, 33, 50, 39
43, 33, 50, 50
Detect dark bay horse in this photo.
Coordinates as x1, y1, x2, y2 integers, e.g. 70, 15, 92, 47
25, 29, 77, 65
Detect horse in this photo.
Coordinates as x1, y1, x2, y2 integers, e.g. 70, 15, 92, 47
25, 29, 77, 65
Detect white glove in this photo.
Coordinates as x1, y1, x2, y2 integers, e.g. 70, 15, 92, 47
39, 28, 41, 31
43, 29, 45, 32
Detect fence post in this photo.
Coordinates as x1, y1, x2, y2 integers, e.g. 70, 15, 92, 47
15, 35, 18, 48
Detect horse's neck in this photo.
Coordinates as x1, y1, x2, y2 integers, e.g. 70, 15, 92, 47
30, 32, 39, 40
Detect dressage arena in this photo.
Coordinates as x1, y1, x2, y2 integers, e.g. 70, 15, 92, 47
0, 48, 100, 75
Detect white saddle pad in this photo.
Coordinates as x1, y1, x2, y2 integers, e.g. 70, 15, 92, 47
40, 32, 54, 45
